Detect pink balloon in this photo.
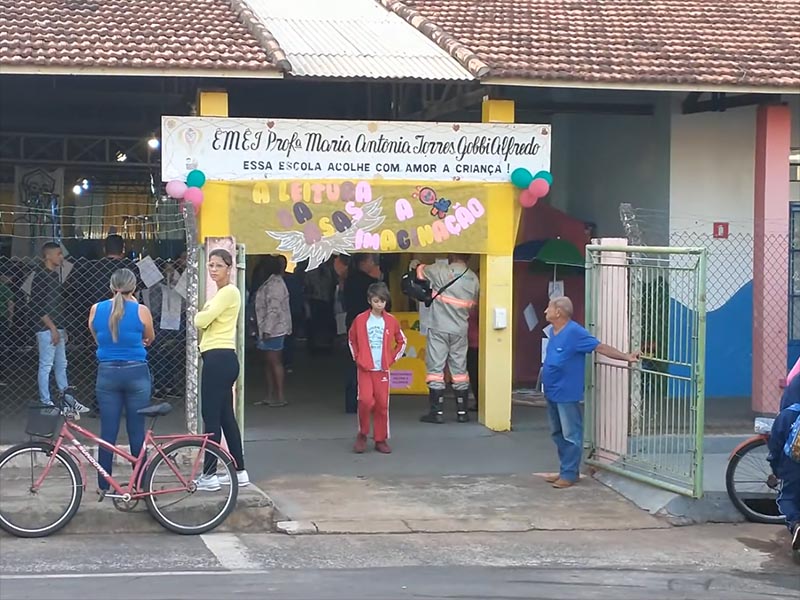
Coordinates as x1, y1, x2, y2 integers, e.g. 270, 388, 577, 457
165, 179, 187, 200
183, 186, 204, 214
519, 189, 538, 209
528, 178, 550, 198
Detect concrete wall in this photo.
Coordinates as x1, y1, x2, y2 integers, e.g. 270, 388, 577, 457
560, 99, 672, 243
668, 105, 758, 399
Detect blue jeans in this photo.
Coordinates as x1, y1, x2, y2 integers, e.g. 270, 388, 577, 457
546, 400, 584, 482
95, 362, 152, 490
777, 478, 800, 532
36, 329, 68, 405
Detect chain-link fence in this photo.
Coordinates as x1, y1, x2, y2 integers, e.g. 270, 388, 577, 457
620, 204, 790, 414
0, 197, 194, 443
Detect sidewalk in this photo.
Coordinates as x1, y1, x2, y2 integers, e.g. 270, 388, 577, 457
0, 467, 274, 536
242, 379, 667, 535
266, 473, 667, 535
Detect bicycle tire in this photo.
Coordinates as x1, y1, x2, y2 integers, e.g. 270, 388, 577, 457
725, 436, 785, 525
0, 441, 83, 538
142, 439, 238, 535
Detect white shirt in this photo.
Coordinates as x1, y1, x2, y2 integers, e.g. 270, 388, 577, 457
367, 313, 385, 371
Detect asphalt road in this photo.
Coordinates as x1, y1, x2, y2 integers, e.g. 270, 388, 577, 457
1, 526, 798, 599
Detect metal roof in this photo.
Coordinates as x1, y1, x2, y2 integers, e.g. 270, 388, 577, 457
243, 0, 474, 80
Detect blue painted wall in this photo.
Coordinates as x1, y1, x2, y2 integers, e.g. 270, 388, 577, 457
668, 281, 753, 398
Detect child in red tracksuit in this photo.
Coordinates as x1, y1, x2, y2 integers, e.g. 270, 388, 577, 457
348, 282, 407, 454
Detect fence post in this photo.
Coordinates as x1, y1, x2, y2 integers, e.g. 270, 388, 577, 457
235, 245, 246, 441
693, 248, 708, 498
183, 206, 201, 435
583, 248, 596, 452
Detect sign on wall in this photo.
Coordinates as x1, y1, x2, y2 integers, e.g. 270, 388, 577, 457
162, 117, 550, 183
228, 179, 489, 267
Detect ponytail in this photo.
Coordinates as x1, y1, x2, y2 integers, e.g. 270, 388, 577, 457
109, 291, 125, 343
107, 268, 137, 342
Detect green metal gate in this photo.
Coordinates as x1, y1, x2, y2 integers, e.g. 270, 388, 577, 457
584, 244, 707, 497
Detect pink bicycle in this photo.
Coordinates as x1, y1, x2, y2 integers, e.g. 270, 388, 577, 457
0, 392, 238, 537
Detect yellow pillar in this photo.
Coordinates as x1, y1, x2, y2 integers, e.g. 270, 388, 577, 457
197, 90, 231, 240
479, 99, 518, 431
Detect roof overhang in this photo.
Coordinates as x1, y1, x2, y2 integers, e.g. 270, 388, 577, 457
0, 65, 283, 79
483, 77, 796, 96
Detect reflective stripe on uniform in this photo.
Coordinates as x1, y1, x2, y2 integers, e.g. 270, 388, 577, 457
437, 294, 476, 309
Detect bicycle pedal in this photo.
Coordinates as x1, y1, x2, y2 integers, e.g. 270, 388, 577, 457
97, 489, 107, 503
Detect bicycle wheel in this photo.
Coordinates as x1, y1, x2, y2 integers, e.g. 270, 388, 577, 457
143, 439, 238, 535
0, 441, 83, 537
725, 436, 785, 525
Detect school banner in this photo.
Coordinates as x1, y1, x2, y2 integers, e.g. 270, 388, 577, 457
162, 117, 550, 183
228, 179, 490, 267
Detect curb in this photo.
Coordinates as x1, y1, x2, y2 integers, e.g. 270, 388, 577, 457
0, 482, 278, 537
273, 517, 671, 536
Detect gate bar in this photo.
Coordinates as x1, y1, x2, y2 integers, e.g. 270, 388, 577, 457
586, 244, 706, 254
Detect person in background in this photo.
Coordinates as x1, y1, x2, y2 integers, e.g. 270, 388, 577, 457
781, 358, 800, 412
767, 399, 800, 551
194, 249, 249, 490
541, 296, 638, 489
65, 233, 139, 416
72, 234, 140, 305
304, 258, 337, 355
343, 253, 384, 414
254, 255, 292, 407
282, 258, 307, 372
348, 282, 406, 454
0, 267, 14, 387
88, 269, 155, 492
467, 305, 479, 412
145, 259, 185, 399
332, 255, 350, 341
31, 242, 88, 413
415, 254, 479, 425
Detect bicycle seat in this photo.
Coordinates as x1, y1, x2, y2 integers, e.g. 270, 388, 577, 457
137, 402, 173, 417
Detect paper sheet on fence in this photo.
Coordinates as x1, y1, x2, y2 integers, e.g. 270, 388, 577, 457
548, 280, 564, 299
523, 303, 538, 332
136, 256, 164, 288
160, 286, 182, 331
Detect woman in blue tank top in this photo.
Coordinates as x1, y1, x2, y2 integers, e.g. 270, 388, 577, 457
88, 268, 155, 491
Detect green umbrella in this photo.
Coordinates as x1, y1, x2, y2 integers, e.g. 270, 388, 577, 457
517, 238, 585, 280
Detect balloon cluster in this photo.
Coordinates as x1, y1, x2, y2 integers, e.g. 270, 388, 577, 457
165, 170, 207, 214
510, 168, 552, 208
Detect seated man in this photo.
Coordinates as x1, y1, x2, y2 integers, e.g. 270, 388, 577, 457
767, 401, 800, 551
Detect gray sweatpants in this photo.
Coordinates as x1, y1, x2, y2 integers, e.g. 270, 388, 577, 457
425, 330, 470, 391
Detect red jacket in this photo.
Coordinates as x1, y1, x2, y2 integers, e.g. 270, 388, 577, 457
348, 309, 407, 372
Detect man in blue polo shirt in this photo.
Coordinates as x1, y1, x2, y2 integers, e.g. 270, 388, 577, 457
541, 296, 639, 488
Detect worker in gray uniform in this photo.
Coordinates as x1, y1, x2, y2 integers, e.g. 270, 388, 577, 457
414, 254, 480, 423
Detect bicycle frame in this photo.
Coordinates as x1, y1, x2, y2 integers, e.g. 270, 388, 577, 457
34, 417, 233, 500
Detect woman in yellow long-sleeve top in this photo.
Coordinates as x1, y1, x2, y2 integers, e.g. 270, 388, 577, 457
193, 249, 249, 491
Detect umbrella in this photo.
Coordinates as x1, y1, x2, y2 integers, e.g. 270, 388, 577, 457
513, 238, 585, 281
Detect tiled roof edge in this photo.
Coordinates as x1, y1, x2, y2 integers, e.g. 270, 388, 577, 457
375, 0, 490, 78
229, 0, 293, 72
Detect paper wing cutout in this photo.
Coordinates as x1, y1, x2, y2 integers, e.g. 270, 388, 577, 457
266, 198, 386, 270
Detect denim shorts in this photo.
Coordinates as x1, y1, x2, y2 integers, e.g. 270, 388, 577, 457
257, 336, 285, 351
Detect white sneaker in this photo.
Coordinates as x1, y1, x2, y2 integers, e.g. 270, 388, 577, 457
63, 394, 90, 414
71, 401, 90, 414
195, 474, 221, 492
217, 469, 250, 487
